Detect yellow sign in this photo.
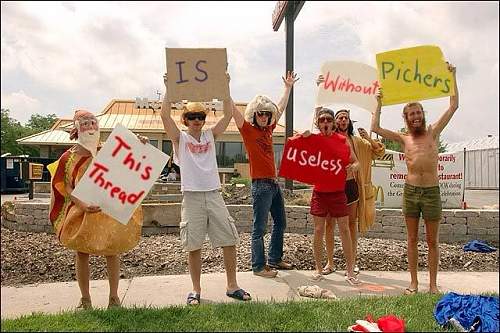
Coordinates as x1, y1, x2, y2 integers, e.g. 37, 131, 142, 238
376, 45, 455, 106
29, 163, 44, 180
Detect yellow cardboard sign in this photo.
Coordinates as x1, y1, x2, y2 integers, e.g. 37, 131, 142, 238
376, 45, 455, 106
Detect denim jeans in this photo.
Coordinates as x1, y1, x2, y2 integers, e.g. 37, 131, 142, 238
251, 179, 287, 272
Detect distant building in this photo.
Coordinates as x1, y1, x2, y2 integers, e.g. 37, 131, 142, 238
16, 98, 289, 169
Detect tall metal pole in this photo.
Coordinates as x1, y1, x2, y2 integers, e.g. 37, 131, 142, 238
284, 6, 294, 191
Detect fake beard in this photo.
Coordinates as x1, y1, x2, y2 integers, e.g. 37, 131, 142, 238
77, 129, 100, 157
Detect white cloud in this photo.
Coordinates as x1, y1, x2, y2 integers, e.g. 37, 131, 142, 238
1, 91, 42, 124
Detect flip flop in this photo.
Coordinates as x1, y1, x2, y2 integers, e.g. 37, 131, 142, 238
226, 288, 252, 301
345, 276, 362, 286
404, 287, 418, 295
321, 266, 336, 275
186, 292, 200, 305
311, 272, 324, 281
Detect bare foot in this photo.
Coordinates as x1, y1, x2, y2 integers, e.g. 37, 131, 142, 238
429, 287, 441, 294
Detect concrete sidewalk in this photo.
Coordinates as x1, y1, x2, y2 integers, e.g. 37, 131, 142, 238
2, 270, 499, 319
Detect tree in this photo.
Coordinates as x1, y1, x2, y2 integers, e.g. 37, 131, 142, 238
377, 127, 448, 153
1, 109, 58, 156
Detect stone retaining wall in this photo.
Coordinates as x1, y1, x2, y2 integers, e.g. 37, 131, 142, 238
2, 202, 498, 244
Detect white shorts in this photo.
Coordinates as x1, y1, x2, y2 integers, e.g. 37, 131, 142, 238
180, 190, 239, 252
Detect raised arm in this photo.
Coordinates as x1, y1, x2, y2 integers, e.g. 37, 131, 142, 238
212, 98, 233, 138
275, 71, 299, 122
232, 98, 245, 129
431, 63, 458, 137
160, 73, 180, 143
371, 89, 403, 143
357, 127, 386, 159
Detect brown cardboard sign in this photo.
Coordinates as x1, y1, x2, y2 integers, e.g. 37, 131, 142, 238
29, 163, 44, 180
165, 48, 229, 102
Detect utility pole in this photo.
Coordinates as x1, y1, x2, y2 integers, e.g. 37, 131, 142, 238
272, 1, 305, 190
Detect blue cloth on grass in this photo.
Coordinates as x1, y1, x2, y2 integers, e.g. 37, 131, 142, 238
434, 292, 499, 332
463, 240, 497, 253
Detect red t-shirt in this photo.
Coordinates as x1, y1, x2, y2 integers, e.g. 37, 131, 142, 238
239, 121, 277, 179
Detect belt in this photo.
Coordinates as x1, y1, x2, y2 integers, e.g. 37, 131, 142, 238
252, 178, 278, 184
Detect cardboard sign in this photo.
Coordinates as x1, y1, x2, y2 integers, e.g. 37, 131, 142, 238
29, 163, 44, 180
165, 48, 229, 102
372, 151, 464, 208
376, 45, 455, 106
278, 133, 350, 190
72, 124, 169, 224
316, 61, 379, 112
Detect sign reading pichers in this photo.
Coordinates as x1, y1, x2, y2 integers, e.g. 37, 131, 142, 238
278, 134, 350, 190
165, 48, 229, 102
316, 61, 379, 112
72, 124, 169, 224
376, 45, 455, 106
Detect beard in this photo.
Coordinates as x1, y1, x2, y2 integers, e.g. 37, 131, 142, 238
406, 117, 426, 135
77, 129, 100, 157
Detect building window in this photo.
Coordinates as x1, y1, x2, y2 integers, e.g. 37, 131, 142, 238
216, 142, 248, 167
162, 140, 173, 155
149, 140, 158, 149
274, 143, 284, 169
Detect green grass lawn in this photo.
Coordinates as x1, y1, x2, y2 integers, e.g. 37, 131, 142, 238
1, 293, 459, 332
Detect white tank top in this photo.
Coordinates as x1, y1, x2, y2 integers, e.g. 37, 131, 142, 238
177, 129, 221, 192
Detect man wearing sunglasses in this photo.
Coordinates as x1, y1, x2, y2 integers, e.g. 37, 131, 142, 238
160, 73, 251, 305
232, 71, 299, 278
316, 76, 386, 279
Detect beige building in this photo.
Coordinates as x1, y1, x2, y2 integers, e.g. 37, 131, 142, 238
17, 99, 289, 171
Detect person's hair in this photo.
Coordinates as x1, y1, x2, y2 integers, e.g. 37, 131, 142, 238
402, 104, 427, 134
334, 109, 354, 136
402, 102, 424, 115
314, 108, 336, 130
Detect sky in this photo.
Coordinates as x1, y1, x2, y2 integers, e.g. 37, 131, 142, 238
1, 1, 499, 145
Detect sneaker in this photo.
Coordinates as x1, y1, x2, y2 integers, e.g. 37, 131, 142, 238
268, 261, 294, 270
353, 265, 360, 276
253, 265, 278, 278
76, 297, 92, 310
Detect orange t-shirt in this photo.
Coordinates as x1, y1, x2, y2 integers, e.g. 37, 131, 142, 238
239, 121, 277, 179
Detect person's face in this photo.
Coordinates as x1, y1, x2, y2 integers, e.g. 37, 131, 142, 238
404, 105, 426, 134
78, 116, 99, 134
255, 110, 272, 128
335, 112, 350, 133
184, 112, 206, 130
317, 114, 335, 135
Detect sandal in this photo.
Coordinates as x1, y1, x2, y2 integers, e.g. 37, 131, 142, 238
345, 276, 362, 286
108, 296, 122, 309
226, 288, 252, 301
321, 265, 336, 275
404, 287, 418, 295
76, 297, 92, 310
311, 272, 324, 281
186, 292, 201, 305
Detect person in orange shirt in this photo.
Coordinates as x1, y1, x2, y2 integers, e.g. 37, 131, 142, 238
232, 71, 298, 278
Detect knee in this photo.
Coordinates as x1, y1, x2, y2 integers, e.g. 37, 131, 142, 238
407, 234, 419, 245
425, 235, 439, 249
314, 224, 325, 236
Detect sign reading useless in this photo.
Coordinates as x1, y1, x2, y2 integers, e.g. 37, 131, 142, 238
72, 124, 169, 224
376, 45, 455, 106
165, 48, 229, 102
278, 134, 350, 190
316, 61, 379, 112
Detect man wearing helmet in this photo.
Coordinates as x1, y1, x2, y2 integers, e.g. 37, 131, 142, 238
232, 71, 299, 278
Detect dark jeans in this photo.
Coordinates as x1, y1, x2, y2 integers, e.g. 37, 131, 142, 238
251, 179, 287, 272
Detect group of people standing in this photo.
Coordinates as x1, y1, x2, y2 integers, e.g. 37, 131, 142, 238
49, 62, 458, 308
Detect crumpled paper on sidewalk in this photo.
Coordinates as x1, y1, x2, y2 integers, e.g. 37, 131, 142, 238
297, 285, 337, 299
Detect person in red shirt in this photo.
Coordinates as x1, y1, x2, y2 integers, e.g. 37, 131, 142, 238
302, 108, 361, 285
232, 71, 298, 278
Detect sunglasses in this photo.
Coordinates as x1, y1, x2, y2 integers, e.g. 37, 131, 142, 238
185, 113, 206, 121
318, 116, 334, 123
256, 111, 272, 118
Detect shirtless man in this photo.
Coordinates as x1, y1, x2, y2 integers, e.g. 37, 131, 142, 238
371, 62, 458, 294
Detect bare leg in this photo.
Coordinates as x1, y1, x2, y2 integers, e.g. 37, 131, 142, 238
313, 216, 326, 274
105, 255, 120, 301
324, 215, 335, 270
76, 252, 91, 300
222, 246, 251, 300
336, 216, 354, 277
348, 202, 359, 267
424, 219, 440, 293
405, 216, 420, 291
188, 249, 202, 304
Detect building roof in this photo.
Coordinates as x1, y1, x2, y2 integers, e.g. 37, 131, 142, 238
18, 99, 287, 146
445, 136, 499, 152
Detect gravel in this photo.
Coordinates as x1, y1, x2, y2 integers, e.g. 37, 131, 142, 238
1, 227, 498, 287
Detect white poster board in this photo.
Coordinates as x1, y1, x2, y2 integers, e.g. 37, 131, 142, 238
372, 151, 464, 209
72, 124, 169, 224
316, 61, 379, 112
